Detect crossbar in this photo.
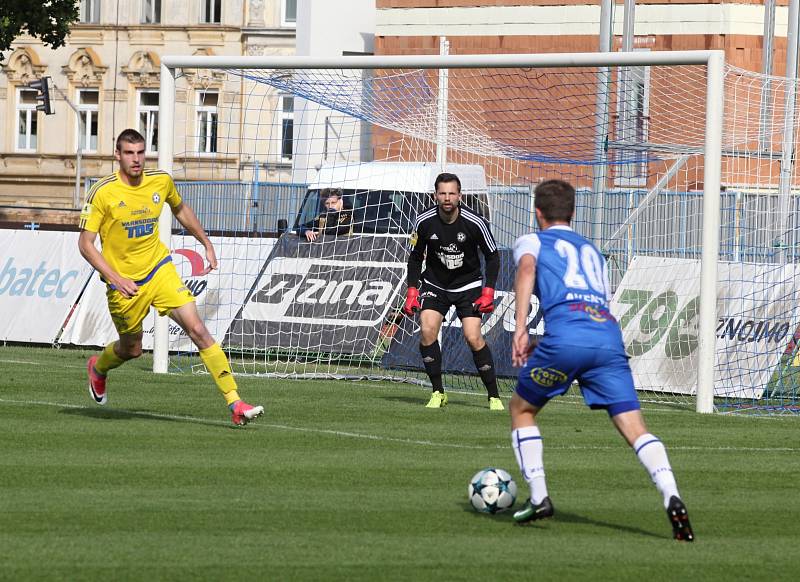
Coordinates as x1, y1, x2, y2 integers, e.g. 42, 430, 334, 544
161, 50, 720, 70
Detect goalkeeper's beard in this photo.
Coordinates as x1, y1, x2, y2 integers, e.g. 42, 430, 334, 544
438, 204, 458, 219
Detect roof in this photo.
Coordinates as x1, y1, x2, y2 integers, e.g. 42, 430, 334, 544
307, 162, 487, 194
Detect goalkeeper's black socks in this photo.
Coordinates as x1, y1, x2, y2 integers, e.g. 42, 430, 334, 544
419, 341, 444, 393
472, 344, 499, 399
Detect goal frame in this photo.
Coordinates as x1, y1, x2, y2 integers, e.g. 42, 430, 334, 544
156, 51, 725, 414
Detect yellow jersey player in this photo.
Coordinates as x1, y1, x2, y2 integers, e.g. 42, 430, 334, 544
78, 129, 264, 426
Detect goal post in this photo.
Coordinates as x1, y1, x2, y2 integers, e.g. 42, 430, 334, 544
155, 51, 726, 413
698, 51, 724, 413
154, 62, 176, 375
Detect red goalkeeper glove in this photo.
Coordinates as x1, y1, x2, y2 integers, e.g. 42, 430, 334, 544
473, 287, 496, 314
403, 287, 421, 316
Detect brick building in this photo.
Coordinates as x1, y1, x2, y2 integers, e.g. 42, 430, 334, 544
371, 1, 792, 190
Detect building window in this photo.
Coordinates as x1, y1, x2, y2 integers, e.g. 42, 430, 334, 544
77, 89, 99, 152
138, 90, 159, 153
281, 0, 297, 27
80, 0, 101, 23
280, 95, 294, 161
142, 0, 161, 24
197, 91, 218, 154
200, 0, 221, 23
16, 88, 38, 152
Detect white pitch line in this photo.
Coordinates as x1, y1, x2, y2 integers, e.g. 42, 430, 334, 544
0, 358, 90, 371
0, 357, 718, 414
2, 357, 794, 417
1, 397, 799, 453
0, 397, 493, 449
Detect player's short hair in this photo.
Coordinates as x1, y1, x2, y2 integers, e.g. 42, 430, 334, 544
434, 172, 461, 193
321, 187, 343, 200
115, 129, 146, 151
534, 179, 575, 223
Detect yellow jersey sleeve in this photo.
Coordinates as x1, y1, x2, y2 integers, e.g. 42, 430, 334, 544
165, 175, 183, 210
79, 175, 114, 232
80, 199, 105, 232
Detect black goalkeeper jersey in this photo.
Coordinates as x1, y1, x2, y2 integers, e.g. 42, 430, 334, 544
407, 204, 500, 292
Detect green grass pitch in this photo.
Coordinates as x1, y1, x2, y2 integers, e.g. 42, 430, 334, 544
1, 345, 798, 581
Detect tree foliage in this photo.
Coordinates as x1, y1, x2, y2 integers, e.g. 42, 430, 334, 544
0, 0, 79, 61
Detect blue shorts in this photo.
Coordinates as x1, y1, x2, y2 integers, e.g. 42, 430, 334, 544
515, 341, 640, 416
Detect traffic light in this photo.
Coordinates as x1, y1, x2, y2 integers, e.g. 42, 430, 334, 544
27, 76, 53, 115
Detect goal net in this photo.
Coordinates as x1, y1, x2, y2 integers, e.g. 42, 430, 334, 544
153, 52, 800, 414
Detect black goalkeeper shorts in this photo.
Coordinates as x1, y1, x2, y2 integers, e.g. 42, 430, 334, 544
418, 282, 482, 320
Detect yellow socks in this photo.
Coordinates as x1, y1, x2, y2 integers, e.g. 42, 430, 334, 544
94, 342, 126, 375
199, 343, 239, 405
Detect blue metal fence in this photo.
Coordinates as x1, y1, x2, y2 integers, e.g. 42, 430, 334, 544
491, 187, 796, 263
85, 178, 793, 266
85, 178, 308, 234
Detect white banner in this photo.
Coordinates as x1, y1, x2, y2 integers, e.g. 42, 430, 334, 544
61, 236, 276, 351
611, 256, 800, 399
0, 230, 94, 343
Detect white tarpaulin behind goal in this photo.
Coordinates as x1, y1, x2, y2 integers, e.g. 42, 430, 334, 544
61, 236, 276, 351
612, 257, 800, 401
0, 231, 94, 344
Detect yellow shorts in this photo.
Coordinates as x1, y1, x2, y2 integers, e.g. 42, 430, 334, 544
106, 260, 195, 335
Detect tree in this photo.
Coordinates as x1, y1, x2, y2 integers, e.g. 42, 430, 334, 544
0, 0, 79, 63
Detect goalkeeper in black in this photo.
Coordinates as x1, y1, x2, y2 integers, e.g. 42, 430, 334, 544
403, 172, 503, 410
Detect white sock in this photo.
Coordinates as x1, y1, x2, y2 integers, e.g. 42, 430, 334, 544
633, 433, 680, 508
512, 426, 548, 504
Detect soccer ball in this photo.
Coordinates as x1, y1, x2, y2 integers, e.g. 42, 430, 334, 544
468, 468, 517, 514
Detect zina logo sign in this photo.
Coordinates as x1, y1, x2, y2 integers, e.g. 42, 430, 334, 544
252, 274, 393, 307
0, 257, 79, 298
241, 258, 406, 326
